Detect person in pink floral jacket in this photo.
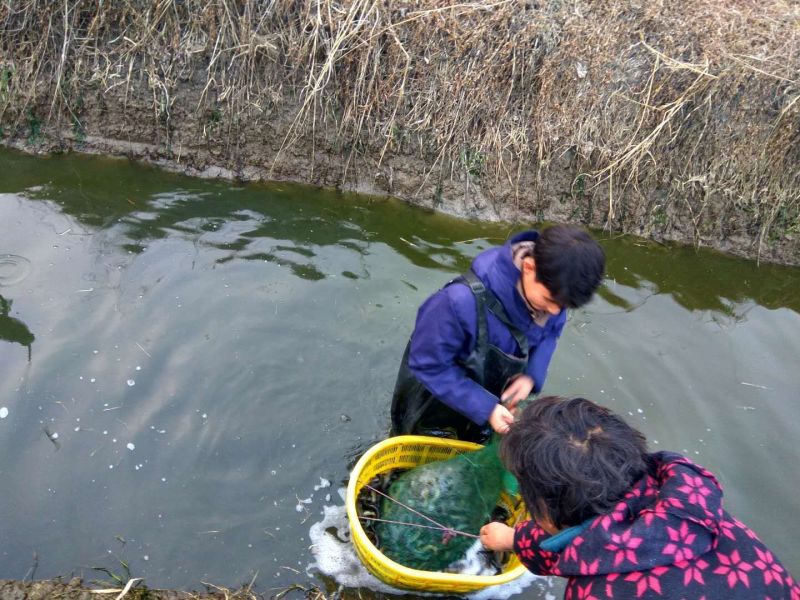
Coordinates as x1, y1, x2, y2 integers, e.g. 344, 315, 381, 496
480, 396, 799, 599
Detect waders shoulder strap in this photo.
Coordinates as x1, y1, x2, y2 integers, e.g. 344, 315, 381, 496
457, 270, 528, 358
451, 271, 488, 356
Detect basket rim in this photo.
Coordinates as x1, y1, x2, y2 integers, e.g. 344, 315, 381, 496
345, 434, 528, 588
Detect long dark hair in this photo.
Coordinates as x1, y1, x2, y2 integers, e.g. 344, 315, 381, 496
502, 396, 648, 529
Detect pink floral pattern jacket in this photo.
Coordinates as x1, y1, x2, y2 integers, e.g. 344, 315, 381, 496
514, 452, 800, 599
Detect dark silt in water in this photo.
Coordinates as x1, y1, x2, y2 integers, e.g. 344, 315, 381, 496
0, 147, 799, 595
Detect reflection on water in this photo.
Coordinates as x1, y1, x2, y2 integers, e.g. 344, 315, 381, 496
0, 147, 799, 597
601, 237, 800, 315
0, 296, 35, 361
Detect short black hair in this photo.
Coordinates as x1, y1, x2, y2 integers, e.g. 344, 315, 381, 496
501, 396, 648, 529
533, 225, 605, 308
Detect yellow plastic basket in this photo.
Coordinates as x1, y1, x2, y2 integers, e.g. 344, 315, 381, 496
345, 435, 529, 594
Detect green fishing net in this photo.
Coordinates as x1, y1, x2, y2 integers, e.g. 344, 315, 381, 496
375, 437, 505, 571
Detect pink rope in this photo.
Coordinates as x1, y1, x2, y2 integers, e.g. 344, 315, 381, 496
358, 516, 479, 539
363, 484, 479, 539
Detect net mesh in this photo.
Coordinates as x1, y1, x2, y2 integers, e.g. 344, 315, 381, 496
375, 438, 504, 571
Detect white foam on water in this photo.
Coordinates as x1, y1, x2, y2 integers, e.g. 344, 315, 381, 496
307, 503, 404, 595
314, 477, 331, 491
308, 497, 546, 599
468, 570, 546, 600
456, 541, 549, 600
0, 407, 8, 419
449, 540, 498, 577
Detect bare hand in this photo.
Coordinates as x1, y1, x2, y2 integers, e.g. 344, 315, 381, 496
488, 403, 514, 434
480, 522, 515, 551
501, 375, 534, 410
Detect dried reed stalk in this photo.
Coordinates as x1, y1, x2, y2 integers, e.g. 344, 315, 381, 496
1, 0, 798, 260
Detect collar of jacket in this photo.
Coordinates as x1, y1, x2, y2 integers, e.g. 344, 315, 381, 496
473, 230, 565, 329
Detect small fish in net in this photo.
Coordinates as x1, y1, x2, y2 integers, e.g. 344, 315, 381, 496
372, 438, 506, 572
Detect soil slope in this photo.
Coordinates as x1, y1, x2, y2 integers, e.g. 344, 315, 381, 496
1, 1, 798, 264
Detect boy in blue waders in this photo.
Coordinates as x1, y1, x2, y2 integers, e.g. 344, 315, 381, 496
480, 397, 800, 599
390, 224, 605, 443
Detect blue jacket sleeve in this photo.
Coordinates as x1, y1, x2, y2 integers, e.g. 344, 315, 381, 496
526, 311, 566, 394
407, 288, 499, 426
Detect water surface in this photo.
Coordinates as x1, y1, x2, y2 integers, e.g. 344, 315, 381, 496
0, 148, 798, 595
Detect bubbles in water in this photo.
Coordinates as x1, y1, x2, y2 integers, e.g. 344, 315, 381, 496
314, 477, 331, 491
0, 407, 8, 419
0, 254, 32, 286
447, 540, 499, 577
307, 496, 543, 599
308, 504, 398, 594
127, 443, 135, 451
295, 497, 312, 512
127, 379, 136, 387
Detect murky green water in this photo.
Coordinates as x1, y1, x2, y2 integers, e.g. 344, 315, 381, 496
1, 147, 799, 595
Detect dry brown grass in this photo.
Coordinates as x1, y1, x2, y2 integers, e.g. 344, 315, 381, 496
1, 0, 798, 260
533, 0, 800, 258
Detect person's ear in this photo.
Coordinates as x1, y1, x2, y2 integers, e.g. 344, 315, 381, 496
522, 256, 537, 276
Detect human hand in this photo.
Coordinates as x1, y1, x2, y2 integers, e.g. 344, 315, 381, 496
480, 522, 515, 551
488, 403, 514, 434
501, 375, 534, 410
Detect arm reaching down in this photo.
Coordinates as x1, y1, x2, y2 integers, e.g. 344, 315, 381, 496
480, 522, 515, 552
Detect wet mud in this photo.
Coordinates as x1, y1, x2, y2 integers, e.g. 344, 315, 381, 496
0, 577, 272, 599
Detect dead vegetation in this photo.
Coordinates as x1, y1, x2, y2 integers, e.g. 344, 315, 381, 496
0, 0, 798, 263
0, 577, 334, 600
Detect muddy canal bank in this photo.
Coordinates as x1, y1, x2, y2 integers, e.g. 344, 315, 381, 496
0, 577, 321, 600
2, 1, 798, 265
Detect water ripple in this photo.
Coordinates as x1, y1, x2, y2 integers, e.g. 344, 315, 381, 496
0, 254, 31, 286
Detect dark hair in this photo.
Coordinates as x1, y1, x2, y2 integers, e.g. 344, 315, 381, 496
501, 396, 648, 529
532, 225, 605, 308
